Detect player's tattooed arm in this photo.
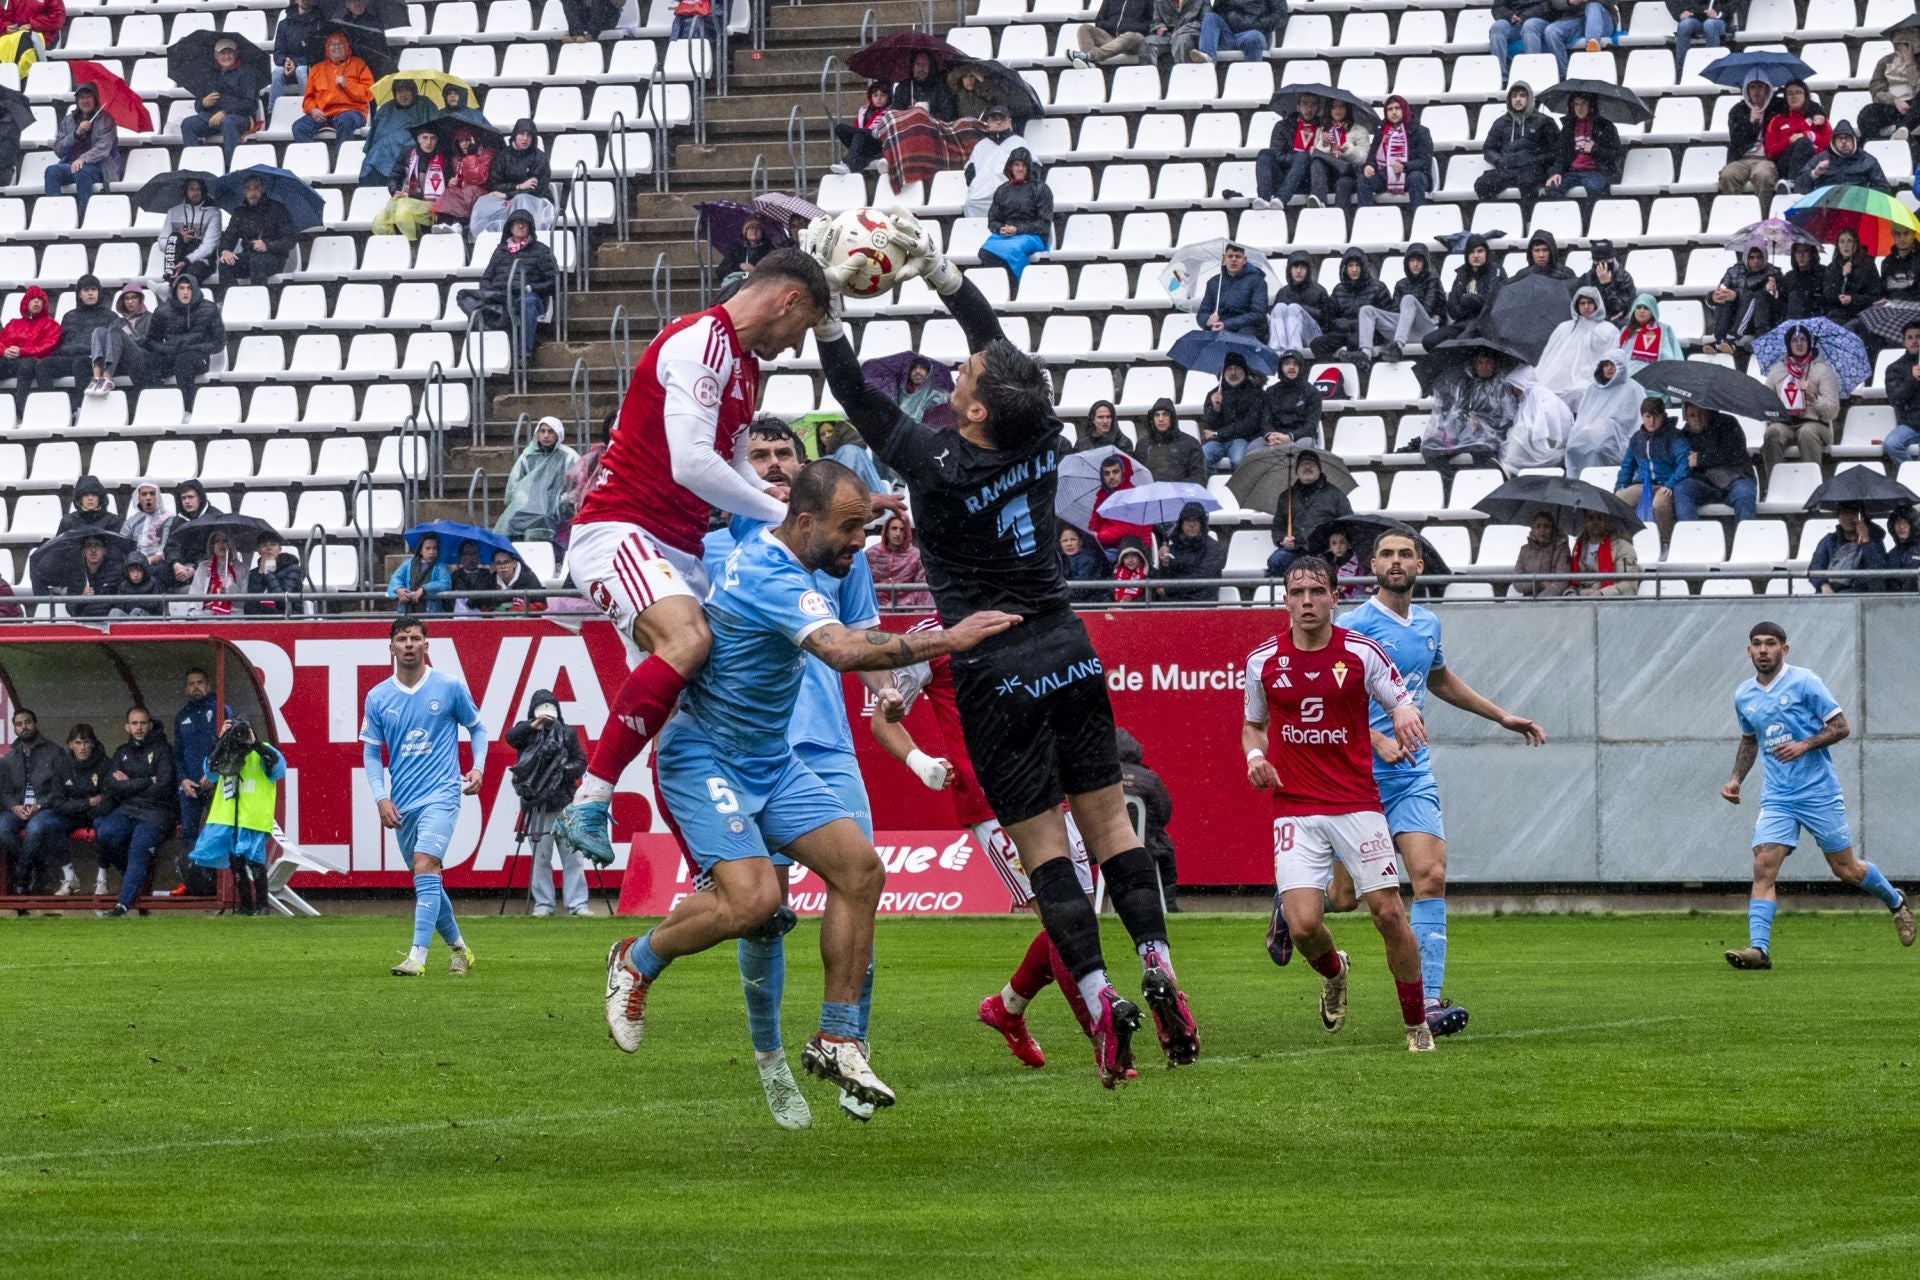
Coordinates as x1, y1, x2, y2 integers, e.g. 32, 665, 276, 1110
1722, 734, 1759, 804
803, 611, 1022, 672
1778, 711, 1848, 761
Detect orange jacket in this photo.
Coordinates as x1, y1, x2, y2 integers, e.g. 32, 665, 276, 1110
303, 39, 373, 117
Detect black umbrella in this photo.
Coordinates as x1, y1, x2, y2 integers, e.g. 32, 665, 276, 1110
1477, 473, 1645, 536
1804, 465, 1920, 514
945, 57, 1045, 126
1307, 515, 1453, 589
329, 0, 409, 29
1884, 13, 1920, 38
133, 169, 221, 215
309, 27, 399, 80
29, 530, 137, 595
167, 30, 271, 101
0, 84, 31, 132
1412, 335, 1530, 396
424, 111, 505, 155
171, 514, 280, 563
1537, 79, 1652, 126
1632, 360, 1789, 422
1486, 272, 1577, 366
847, 31, 966, 83
1268, 83, 1379, 130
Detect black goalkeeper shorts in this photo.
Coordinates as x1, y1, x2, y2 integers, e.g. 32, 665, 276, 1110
948, 610, 1122, 825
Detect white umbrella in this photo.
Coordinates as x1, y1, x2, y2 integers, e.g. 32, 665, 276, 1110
1097, 481, 1219, 526
1055, 450, 1153, 530
1158, 238, 1283, 313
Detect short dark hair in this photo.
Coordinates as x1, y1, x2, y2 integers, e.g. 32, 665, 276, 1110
391, 615, 426, 639
12, 707, 35, 723
1640, 396, 1667, 419
1372, 525, 1421, 555
1750, 621, 1787, 643
748, 415, 799, 447
185, 666, 209, 681
786, 458, 864, 519
1904, 319, 1920, 336
1284, 555, 1335, 589
974, 338, 1050, 437
126, 705, 151, 721
741, 247, 831, 312
67, 722, 96, 745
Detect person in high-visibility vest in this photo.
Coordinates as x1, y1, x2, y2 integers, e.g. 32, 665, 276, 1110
189, 718, 285, 916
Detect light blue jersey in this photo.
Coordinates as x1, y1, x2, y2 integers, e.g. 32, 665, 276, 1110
1344, 595, 1445, 778
1735, 663, 1845, 810
360, 668, 487, 815
703, 518, 880, 755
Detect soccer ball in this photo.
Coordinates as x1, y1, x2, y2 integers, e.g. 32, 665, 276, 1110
811, 207, 911, 298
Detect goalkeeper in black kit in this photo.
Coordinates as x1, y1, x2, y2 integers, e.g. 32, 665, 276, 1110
805, 209, 1199, 1087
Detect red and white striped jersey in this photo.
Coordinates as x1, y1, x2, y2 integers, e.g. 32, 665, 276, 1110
574, 306, 762, 556
1243, 626, 1411, 817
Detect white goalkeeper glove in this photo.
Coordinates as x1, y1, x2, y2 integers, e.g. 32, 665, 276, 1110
905, 749, 954, 791
886, 206, 962, 295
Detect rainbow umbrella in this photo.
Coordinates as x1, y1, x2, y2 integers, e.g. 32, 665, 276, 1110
1784, 184, 1920, 255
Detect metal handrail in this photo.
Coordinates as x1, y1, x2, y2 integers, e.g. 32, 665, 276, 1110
650, 251, 673, 327
299, 523, 326, 594
688, 42, 708, 144
786, 102, 810, 196
608, 304, 633, 397
568, 356, 595, 442
397, 413, 421, 525
421, 359, 454, 482
509, 411, 533, 454
922, 0, 934, 33
695, 207, 715, 306
748, 153, 769, 199
713, 7, 730, 97
465, 467, 491, 525
649, 65, 672, 191
461, 308, 490, 442
859, 8, 877, 45
609, 109, 632, 240
346, 469, 375, 589
504, 257, 530, 398
753, 0, 769, 51
818, 55, 844, 130
566, 161, 592, 293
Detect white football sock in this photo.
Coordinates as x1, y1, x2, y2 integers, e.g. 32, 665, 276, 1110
1075, 968, 1111, 1016
1000, 984, 1030, 1016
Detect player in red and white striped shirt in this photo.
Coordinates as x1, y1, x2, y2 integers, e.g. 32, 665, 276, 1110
1240, 556, 1440, 1052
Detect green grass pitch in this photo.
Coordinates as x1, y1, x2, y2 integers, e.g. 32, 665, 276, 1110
3, 910, 1917, 1278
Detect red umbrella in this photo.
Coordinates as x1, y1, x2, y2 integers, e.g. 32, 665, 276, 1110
846, 32, 965, 84
65, 61, 153, 133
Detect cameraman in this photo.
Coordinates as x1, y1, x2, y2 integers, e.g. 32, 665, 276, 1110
505, 689, 589, 916
187, 718, 285, 916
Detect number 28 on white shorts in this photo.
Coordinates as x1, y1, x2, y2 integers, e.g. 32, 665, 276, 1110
1274, 812, 1399, 896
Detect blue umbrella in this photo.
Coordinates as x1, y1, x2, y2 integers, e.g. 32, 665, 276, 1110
1167, 329, 1279, 377
214, 165, 326, 233
1752, 318, 1871, 397
404, 520, 519, 566
1698, 51, 1815, 90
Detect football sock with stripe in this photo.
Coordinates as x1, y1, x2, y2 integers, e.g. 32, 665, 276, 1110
1409, 897, 1448, 1003
1859, 862, 1902, 911
1748, 898, 1776, 953
628, 930, 669, 982
410, 873, 441, 950
738, 937, 785, 1054
1102, 847, 1170, 963
586, 657, 687, 791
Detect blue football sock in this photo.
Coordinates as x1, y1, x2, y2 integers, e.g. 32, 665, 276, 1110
1748, 898, 1776, 953
1859, 862, 1903, 911
1408, 897, 1448, 1003
410, 873, 441, 950
820, 999, 862, 1040
737, 936, 786, 1054
434, 881, 462, 947
628, 930, 669, 982
854, 950, 875, 1042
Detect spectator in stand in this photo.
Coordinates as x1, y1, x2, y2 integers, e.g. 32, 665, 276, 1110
108, 553, 162, 618
1765, 81, 1829, 190
1673, 402, 1757, 524
1668, 0, 1739, 76
1425, 348, 1516, 469
830, 82, 891, 176
1257, 349, 1323, 445
461, 209, 557, 359
327, 0, 394, 65
1809, 504, 1888, 593
29, 273, 111, 395
95, 706, 176, 916
866, 511, 932, 608
945, 64, 999, 118
1136, 398, 1207, 483
1321, 247, 1391, 363
1199, 242, 1270, 342
1197, 0, 1282, 63
59, 535, 117, 618
432, 126, 496, 230
270, 0, 327, 115
1885, 505, 1919, 589
45, 82, 120, 219
1513, 229, 1576, 283
1, 0, 64, 41
1568, 360, 1645, 471
1823, 228, 1880, 324
1202, 361, 1269, 471
1074, 399, 1134, 454
1475, 82, 1558, 216
1072, 0, 1153, 66
560, 0, 620, 42
163, 480, 222, 588
1883, 320, 1920, 464
1357, 96, 1433, 213
1267, 250, 1328, 351
1537, 287, 1619, 406
719, 216, 774, 281
0, 707, 65, 894
1570, 507, 1638, 595
0, 75, 19, 186
504, 690, 591, 916
1707, 245, 1782, 354
1718, 75, 1779, 199
243, 533, 303, 614
957, 109, 1020, 218
1543, 0, 1616, 75
1153, 502, 1226, 602
1794, 121, 1890, 195
1252, 91, 1320, 209
1110, 538, 1151, 602
817, 417, 885, 493
1307, 98, 1370, 211
172, 668, 227, 862
1578, 240, 1636, 324
1489, 0, 1553, 86
359, 78, 434, 186
1762, 324, 1840, 473
495, 416, 578, 541
1057, 524, 1111, 600
1142, 0, 1203, 69
1541, 90, 1621, 202
1427, 235, 1505, 347
44, 725, 106, 897
218, 175, 297, 285
486, 119, 551, 208
1265, 448, 1349, 575
1113, 727, 1180, 908
448, 541, 489, 608
388, 532, 451, 613
1325, 528, 1365, 599
1852, 226, 1920, 365
1782, 240, 1826, 319
293, 31, 371, 144
374, 122, 448, 240
1503, 364, 1574, 471
140, 276, 225, 412
1617, 293, 1681, 369
1087, 453, 1154, 552
978, 148, 1051, 281
162, 178, 222, 284
57, 474, 115, 535
119, 480, 172, 566
181, 38, 262, 165
893, 51, 957, 116
470, 549, 542, 612
1512, 512, 1573, 598
0, 285, 58, 415
896, 356, 947, 421
1615, 398, 1687, 545
173, 529, 245, 617
1859, 27, 1920, 167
